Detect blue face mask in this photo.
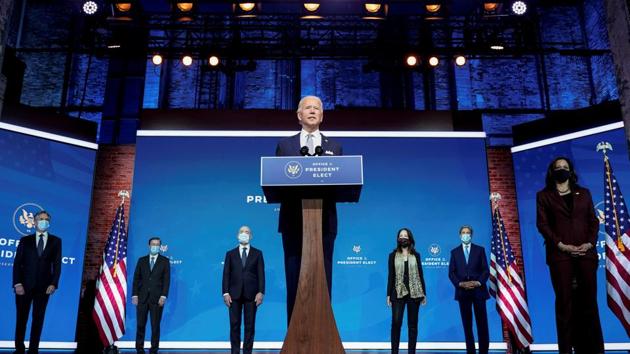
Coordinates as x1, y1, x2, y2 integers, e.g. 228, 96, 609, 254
150, 245, 160, 255
238, 233, 250, 244
37, 220, 50, 231
461, 233, 472, 244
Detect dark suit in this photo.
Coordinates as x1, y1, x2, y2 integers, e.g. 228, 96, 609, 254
12, 233, 62, 354
536, 186, 604, 353
386, 251, 427, 354
275, 132, 342, 323
222, 246, 265, 354
448, 243, 490, 354
132, 254, 170, 354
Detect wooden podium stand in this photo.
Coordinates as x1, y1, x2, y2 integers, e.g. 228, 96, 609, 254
260, 155, 363, 354
280, 199, 344, 354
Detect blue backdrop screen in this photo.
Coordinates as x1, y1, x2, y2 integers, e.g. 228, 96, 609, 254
512, 125, 630, 344
125, 133, 505, 343
0, 128, 97, 342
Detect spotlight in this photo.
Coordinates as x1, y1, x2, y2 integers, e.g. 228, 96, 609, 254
405, 55, 418, 67
302, 2, 322, 19
304, 3, 320, 12
428, 56, 439, 67
208, 56, 220, 67
152, 54, 163, 66
182, 55, 193, 66
483, 2, 499, 12
365, 3, 381, 12
234, 3, 258, 17
511, 1, 527, 15
363, 3, 387, 20
455, 55, 466, 66
176, 2, 193, 12
425, 3, 441, 13
490, 44, 504, 50
238, 2, 256, 11
114, 2, 132, 12
82, 1, 98, 15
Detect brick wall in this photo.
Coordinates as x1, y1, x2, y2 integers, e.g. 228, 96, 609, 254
81, 145, 136, 286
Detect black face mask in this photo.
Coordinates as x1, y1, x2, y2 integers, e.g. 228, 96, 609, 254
553, 169, 571, 183
398, 239, 410, 248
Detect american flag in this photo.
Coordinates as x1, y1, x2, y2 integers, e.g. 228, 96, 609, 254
602, 155, 630, 337
92, 203, 128, 346
489, 206, 533, 349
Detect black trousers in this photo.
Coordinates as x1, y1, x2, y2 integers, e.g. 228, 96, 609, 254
14, 290, 50, 354
282, 231, 335, 325
390, 296, 420, 354
229, 297, 258, 354
135, 301, 163, 354
549, 258, 604, 354
458, 297, 489, 354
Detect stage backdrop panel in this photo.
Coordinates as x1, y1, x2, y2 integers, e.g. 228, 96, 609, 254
0, 124, 97, 345
512, 122, 630, 346
124, 131, 504, 346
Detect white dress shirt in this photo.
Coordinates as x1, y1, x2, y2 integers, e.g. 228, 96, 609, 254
300, 129, 322, 150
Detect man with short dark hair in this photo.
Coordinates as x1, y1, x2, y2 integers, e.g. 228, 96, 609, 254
132, 237, 170, 354
13, 210, 62, 354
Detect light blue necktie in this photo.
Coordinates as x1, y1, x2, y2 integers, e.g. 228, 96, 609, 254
464, 245, 470, 263
150, 257, 155, 271
306, 134, 314, 155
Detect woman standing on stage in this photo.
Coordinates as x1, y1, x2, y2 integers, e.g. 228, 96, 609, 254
386, 228, 427, 354
536, 157, 604, 354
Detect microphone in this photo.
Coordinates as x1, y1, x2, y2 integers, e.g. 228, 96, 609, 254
300, 146, 310, 156
314, 146, 323, 156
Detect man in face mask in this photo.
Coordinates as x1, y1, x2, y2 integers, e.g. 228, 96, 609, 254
448, 226, 490, 354
12, 210, 61, 354
132, 237, 170, 354
222, 226, 265, 354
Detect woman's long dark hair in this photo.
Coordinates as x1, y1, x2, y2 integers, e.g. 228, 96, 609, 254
545, 156, 579, 190
394, 227, 418, 255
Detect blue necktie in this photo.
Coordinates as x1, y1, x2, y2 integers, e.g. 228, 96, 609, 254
37, 235, 44, 257
464, 246, 470, 263
241, 248, 247, 267
150, 257, 155, 271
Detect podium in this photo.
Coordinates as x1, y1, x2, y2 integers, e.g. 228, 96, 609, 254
261, 155, 363, 354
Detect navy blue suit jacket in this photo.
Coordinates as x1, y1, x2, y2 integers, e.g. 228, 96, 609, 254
222, 246, 265, 301
13, 234, 62, 292
448, 243, 490, 301
275, 133, 343, 235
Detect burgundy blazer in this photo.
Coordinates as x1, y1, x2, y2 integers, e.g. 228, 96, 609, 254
536, 185, 599, 264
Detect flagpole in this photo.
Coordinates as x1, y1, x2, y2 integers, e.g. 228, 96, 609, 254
598, 142, 625, 252
112, 190, 129, 278
491, 193, 512, 283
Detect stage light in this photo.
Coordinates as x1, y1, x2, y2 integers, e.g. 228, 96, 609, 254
176, 2, 193, 12
405, 55, 418, 67
490, 44, 504, 50
114, 2, 132, 12
425, 3, 441, 13
364, 3, 381, 13
182, 55, 193, 66
304, 3, 320, 12
83, 1, 98, 15
152, 54, 163, 66
238, 2, 256, 11
208, 56, 220, 67
428, 56, 439, 67
483, 2, 499, 12
455, 55, 466, 66
512, 1, 527, 15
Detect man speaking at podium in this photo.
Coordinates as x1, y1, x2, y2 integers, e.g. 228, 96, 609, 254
275, 95, 343, 324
